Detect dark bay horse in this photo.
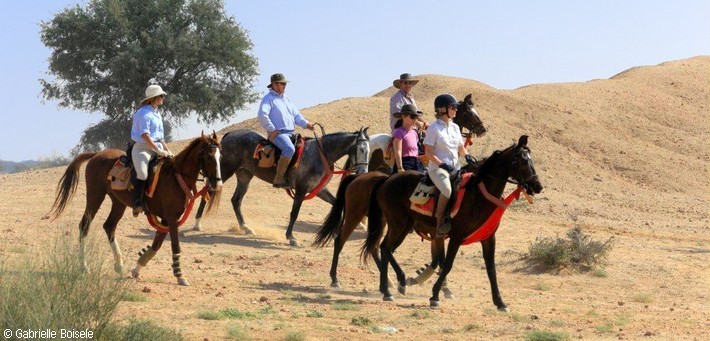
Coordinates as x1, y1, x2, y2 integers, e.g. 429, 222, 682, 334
48, 133, 223, 286
364, 135, 543, 309
314, 93, 487, 292
192, 127, 370, 247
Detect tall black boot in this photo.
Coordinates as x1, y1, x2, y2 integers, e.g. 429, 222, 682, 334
132, 179, 147, 217
434, 194, 451, 238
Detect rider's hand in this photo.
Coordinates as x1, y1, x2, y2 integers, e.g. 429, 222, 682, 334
465, 154, 477, 166
439, 162, 454, 173
268, 130, 279, 141
156, 149, 172, 158
306, 123, 315, 131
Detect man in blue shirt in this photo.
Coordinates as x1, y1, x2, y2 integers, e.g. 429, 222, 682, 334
257, 73, 314, 188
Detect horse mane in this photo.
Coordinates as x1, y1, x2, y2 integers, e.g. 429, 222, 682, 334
160, 137, 203, 176
466, 144, 514, 189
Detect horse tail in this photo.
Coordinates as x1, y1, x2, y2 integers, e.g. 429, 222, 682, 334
360, 177, 388, 264
47, 153, 96, 220
312, 173, 359, 247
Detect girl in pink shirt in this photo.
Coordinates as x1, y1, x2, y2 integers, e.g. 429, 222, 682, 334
392, 104, 423, 173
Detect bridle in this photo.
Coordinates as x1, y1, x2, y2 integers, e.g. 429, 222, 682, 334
486, 147, 538, 190
348, 133, 370, 173
197, 139, 222, 188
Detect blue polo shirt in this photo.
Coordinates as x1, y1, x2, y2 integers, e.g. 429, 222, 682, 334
257, 90, 309, 132
131, 105, 165, 143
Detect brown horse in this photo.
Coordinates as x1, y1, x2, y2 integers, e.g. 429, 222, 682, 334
313, 172, 457, 297
364, 135, 543, 309
48, 132, 223, 286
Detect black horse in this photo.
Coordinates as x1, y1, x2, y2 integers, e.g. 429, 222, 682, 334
193, 127, 370, 246
364, 135, 543, 309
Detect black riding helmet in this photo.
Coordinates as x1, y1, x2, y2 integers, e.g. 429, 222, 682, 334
434, 94, 457, 111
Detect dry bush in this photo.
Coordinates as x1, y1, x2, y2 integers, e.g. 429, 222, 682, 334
526, 226, 614, 271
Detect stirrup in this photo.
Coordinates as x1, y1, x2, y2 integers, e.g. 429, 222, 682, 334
435, 217, 451, 238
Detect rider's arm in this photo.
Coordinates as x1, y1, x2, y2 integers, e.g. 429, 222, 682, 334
257, 96, 276, 133
393, 137, 404, 172
425, 145, 442, 167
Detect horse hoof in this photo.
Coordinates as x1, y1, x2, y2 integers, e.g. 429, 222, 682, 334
177, 277, 190, 286
383, 295, 394, 302
397, 284, 406, 295
443, 288, 454, 299
497, 306, 509, 312
288, 239, 301, 247
429, 299, 440, 308
130, 268, 140, 279
192, 225, 202, 231
243, 227, 255, 235
330, 281, 340, 288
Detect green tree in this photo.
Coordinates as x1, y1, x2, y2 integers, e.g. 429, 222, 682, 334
40, 0, 259, 153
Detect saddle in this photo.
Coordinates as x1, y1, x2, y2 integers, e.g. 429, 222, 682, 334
253, 134, 303, 169
409, 170, 471, 217
107, 143, 161, 195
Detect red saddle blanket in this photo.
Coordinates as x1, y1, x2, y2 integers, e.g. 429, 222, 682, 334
410, 172, 473, 218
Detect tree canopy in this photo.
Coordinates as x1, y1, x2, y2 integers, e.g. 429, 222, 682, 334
40, 0, 259, 152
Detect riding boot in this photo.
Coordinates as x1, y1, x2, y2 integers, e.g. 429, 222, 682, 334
132, 179, 147, 217
435, 194, 451, 238
272, 156, 292, 188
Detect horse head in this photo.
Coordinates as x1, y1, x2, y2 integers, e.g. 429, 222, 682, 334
509, 135, 543, 195
454, 94, 487, 137
198, 130, 223, 191
348, 127, 370, 174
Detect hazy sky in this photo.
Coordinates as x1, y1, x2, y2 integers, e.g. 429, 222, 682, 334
1, 0, 708, 161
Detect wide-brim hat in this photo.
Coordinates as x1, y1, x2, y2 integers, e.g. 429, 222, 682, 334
267, 73, 289, 88
393, 103, 423, 118
142, 84, 167, 102
393, 73, 419, 89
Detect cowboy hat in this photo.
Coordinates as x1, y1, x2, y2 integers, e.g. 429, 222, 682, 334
393, 73, 419, 89
267, 73, 289, 88
393, 103, 423, 118
142, 85, 167, 102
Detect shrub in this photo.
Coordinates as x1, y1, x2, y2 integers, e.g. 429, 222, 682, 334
524, 330, 570, 341
526, 227, 613, 271
0, 239, 125, 339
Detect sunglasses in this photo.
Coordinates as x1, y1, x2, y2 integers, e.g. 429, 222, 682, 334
448, 104, 458, 110
401, 81, 415, 85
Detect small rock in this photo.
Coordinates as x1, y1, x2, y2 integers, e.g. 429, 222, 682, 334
618, 301, 625, 306
259, 296, 269, 302
530, 315, 539, 320
194, 258, 203, 263
594, 177, 603, 182
141, 286, 152, 293
525, 325, 533, 330
644, 331, 655, 336
216, 292, 224, 297
669, 307, 674, 311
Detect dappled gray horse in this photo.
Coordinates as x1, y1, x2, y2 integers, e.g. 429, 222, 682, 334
193, 127, 370, 246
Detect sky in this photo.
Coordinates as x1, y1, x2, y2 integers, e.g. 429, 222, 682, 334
0, 0, 708, 162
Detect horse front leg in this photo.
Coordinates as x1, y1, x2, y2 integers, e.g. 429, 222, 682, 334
482, 235, 507, 311
191, 197, 208, 231
167, 222, 189, 286
285, 195, 305, 247
430, 240, 462, 308
131, 231, 167, 279
232, 171, 255, 234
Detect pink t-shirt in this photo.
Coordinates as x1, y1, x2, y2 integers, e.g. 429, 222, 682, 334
392, 127, 419, 157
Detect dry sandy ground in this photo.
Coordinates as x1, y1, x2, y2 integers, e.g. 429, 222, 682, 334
0, 56, 707, 340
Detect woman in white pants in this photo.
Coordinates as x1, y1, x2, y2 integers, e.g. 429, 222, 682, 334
130, 84, 173, 216
423, 94, 476, 237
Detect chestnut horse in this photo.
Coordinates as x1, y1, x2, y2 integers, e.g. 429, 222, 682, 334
48, 132, 223, 286
364, 135, 543, 309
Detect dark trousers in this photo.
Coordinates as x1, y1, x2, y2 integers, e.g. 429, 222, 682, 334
393, 156, 423, 173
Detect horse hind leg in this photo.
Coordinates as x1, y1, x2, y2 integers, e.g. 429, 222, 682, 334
103, 197, 127, 275
78, 187, 107, 271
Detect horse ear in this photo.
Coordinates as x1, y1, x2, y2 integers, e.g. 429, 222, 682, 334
363, 126, 369, 137
201, 130, 205, 138
518, 135, 529, 147
464, 94, 473, 105
212, 130, 218, 140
